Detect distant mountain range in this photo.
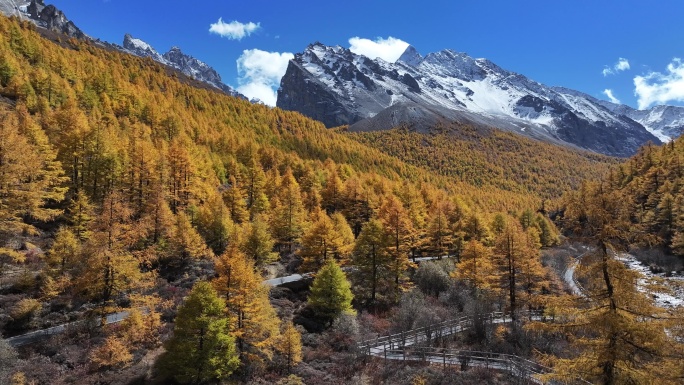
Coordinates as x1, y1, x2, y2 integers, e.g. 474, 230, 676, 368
2, 1, 683, 157
120, 34, 244, 99
277, 43, 684, 157
0, 0, 244, 99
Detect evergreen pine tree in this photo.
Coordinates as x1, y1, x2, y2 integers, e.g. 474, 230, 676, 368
307, 258, 355, 325
157, 281, 239, 384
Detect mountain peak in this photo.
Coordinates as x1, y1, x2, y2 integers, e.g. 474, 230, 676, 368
119, 33, 244, 99
278, 41, 669, 157
398, 45, 423, 67
122, 34, 167, 64
0, 0, 87, 39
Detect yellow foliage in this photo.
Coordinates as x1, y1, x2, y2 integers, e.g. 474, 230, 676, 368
89, 336, 133, 369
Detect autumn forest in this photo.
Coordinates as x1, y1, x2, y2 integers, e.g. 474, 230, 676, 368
0, 15, 682, 385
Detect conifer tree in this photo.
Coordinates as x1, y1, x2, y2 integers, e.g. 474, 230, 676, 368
67, 190, 93, 242
90, 336, 133, 370
139, 181, 174, 247
196, 193, 234, 256
427, 200, 452, 258
244, 155, 270, 220
377, 194, 415, 299
307, 258, 355, 324
519, 208, 535, 230
157, 281, 239, 384
223, 175, 249, 224
352, 219, 392, 305
534, 213, 559, 247
213, 248, 280, 366
241, 215, 278, 266
169, 211, 211, 263
299, 210, 353, 272
299, 164, 322, 212
278, 321, 303, 373
330, 212, 355, 260
270, 168, 306, 252
341, 176, 372, 237
47, 227, 78, 274
452, 240, 496, 295
539, 181, 681, 385
76, 191, 144, 316
492, 220, 547, 319
321, 163, 343, 214
0, 109, 66, 262
464, 213, 492, 244
49, 98, 91, 190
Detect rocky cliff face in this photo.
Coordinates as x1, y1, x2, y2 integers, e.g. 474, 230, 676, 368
28, 0, 84, 38
163, 47, 223, 87
0, 0, 86, 38
277, 43, 673, 157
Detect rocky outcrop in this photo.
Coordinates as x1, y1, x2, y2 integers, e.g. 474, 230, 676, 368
0, 0, 86, 38
35, 4, 84, 38
278, 60, 359, 127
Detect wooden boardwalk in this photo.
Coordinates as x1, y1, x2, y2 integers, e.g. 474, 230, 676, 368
358, 311, 590, 385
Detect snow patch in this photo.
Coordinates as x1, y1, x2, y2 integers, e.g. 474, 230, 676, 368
617, 253, 684, 309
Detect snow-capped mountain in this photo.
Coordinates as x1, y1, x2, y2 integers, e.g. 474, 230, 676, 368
277, 43, 678, 157
122, 34, 243, 98
600, 103, 684, 143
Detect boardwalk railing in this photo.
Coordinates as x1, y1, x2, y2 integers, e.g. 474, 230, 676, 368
379, 346, 550, 384
359, 311, 543, 354
358, 310, 590, 385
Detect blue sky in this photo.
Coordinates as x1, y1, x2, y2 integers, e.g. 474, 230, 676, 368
51, 0, 684, 108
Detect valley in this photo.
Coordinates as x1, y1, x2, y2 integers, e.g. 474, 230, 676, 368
0, 2, 683, 385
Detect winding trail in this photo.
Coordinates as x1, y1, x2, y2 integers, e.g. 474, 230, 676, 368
5, 253, 452, 347
4, 311, 129, 347
562, 245, 590, 297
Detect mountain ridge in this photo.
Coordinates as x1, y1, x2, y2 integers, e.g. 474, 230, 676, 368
0, 0, 244, 99
121, 33, 244, 99
277, 43, 683, 157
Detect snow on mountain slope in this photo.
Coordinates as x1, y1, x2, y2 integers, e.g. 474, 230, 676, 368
278, 43, 667, 157
0, 0, 30, 19
123, 34, 168, 64
122, 34, 243, 98
595, 100, 684, 142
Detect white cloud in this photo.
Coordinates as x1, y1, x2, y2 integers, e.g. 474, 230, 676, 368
236, 49, 294, 106
603, 89, 621, 104
209, 18, 260, 40
634, 58, 684, 109
348, 36, 410, 63
602, 57, 630, 76
615, 58, 630, 71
